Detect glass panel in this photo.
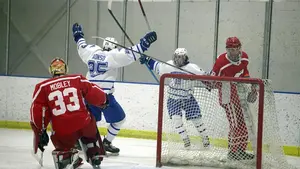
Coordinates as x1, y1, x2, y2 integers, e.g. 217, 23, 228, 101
0, 0, 8, 74
178, 0, 216, 72
269, 1, 300, 92
123, 1, 177, 83
68, 0, 124, 80
218, 1, 266, 78
9, 0, 67, 77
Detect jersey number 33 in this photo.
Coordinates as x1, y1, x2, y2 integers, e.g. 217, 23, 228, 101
48, 87, 80, 116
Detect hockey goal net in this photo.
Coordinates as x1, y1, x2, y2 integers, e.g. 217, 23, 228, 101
156, 74, 294, 169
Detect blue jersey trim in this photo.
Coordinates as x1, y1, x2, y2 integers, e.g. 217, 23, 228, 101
148, 59, 155, 70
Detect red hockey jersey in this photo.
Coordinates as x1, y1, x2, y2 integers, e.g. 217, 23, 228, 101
210, 51, 250, 105
30, 74, 106, 135
211, 51, 250, 78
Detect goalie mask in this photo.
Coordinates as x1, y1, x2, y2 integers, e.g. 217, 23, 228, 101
226, 37, 242, 62
173, 48, 189, 67
103, 37, 118, 51
49, 57, 68, 77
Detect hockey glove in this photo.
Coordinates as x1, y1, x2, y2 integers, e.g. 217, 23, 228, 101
139, 54, 150, 65
72, 23, 84, 43
38, 129, 49, 152
140, 31, 157, 52
247, 90, 257, 103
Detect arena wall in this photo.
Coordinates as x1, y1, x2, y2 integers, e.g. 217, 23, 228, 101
0, 75, 299, 156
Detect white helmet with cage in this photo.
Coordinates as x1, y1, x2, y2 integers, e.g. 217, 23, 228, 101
173, 48, 189, 67
102, 37, 118, 51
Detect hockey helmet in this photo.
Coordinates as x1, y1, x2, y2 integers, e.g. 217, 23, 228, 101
173, 48, 189, 67
225, 37, 242, 62
49, 57, 68, 77
103, 37, 118, 51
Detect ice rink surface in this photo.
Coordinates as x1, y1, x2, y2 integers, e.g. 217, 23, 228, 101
0, 129, 299, 169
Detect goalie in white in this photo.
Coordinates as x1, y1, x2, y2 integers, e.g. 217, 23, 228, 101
72, 23, 157, 154
139, 48, 210, 148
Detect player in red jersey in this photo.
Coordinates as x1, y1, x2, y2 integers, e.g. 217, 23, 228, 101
30, 58, 108, 169
210, 37, 257, 160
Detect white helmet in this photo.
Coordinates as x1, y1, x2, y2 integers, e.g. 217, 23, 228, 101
103, 37, 118, 51
173, 48, 189, 67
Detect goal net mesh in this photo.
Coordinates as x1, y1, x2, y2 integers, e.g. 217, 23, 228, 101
156, 74, 295, 169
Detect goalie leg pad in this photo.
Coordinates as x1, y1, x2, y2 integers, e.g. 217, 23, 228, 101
78, 117, 105, 167
52, 149, 83, 169
223, 101, 248, 152
79, 137, 103, 166
237, 84, 257, 152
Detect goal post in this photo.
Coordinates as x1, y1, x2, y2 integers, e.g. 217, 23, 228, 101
156, 73, 293, 169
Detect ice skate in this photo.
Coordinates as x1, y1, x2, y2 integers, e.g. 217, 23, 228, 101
103, 138, 120, 155
90, 152, 101, 169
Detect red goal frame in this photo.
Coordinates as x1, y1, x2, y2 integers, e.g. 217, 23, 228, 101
156, 73, 265, 169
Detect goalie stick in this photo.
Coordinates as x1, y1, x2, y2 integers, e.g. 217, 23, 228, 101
92, 36, 196, 75
107, 0, 159, 83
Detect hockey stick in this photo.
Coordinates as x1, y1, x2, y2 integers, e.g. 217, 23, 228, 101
138, 0, 151, 31
92, 36, 196, 75
31, 150, 43, 168
107, 0, 159, 83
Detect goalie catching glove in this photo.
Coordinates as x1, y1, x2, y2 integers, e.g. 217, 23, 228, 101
247, 90, 257, 103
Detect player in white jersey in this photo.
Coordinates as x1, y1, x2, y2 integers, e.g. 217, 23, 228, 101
72, 23, 157, 154
139, 48, 210, 148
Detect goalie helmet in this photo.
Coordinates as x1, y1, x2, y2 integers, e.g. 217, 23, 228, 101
49, 57, 68, 77
226, 37, 242, 62
173, 48, 189, 67
102, 37, 118, 51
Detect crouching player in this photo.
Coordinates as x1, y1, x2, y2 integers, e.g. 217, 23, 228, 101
30, 58, 108, 169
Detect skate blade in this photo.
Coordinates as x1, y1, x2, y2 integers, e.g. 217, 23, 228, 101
105, 152, 119, 156
92, 165, 101, 169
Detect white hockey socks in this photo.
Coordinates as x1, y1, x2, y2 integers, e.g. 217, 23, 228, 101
105, 119, 125, 142
172, 115, 189, 140
190, 117, 208, 137
191, 117, 210, 147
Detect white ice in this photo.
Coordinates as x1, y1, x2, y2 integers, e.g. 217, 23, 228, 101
0, 128, 299, 169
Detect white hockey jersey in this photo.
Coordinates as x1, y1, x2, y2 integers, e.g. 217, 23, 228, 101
152, 60, 207, 99
77, 38, 143, 94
